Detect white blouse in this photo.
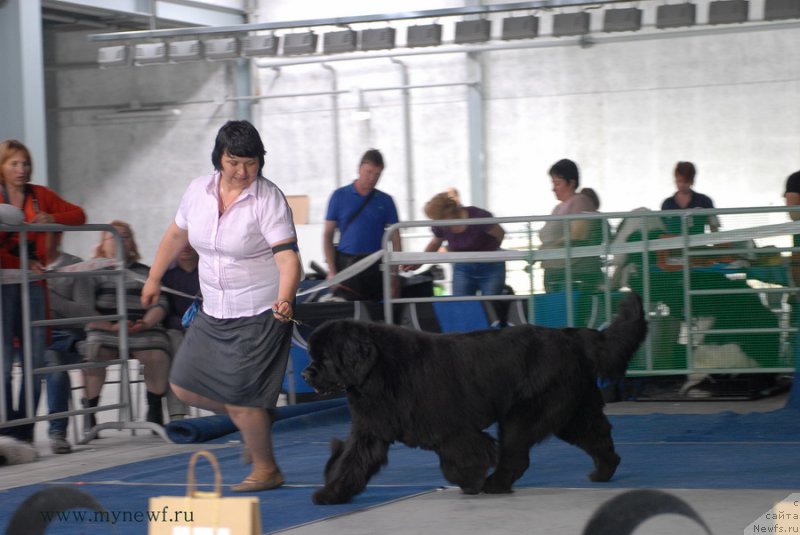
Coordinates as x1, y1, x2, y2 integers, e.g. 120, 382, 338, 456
175, 172, 296, 319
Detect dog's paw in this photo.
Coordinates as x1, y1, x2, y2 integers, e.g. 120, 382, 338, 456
589, 468, 615, 482
482, 474, 513, 494
312, 486, 350, 505
589, 454, 620, 482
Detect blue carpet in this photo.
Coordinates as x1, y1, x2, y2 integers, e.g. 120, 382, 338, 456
2, 401, 799, 534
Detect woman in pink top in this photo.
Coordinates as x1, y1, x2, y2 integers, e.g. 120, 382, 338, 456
538, 158, 603, 294
143, 121, 301, 493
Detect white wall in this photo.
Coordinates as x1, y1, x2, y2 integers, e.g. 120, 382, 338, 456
43, 1, 800, 269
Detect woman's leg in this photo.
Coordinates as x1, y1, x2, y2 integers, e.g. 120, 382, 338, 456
226, 404, 282, 486
452, 264, 477, 296
478, 262, 507, 296
170, 383, 226, 413
82, 347, 112, 400
135, 349, 170, 395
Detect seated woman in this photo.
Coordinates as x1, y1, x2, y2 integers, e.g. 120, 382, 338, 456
82, 220, 171, 428
416, 191, 505, 296
661, 161, 719, 235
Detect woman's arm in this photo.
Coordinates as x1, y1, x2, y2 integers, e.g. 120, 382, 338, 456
402, 237, 443, 271
487, 224, 505, 246
131, 304, 167, 333
32, 186, 86, 225
272, 238, 302, 322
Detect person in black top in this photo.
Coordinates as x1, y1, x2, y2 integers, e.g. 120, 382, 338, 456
161, 243, 200, 420
661, 161, 719, 235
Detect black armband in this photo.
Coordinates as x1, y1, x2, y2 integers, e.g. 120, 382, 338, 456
272, 241, 299, 254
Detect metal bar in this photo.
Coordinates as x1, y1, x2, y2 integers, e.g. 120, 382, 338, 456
19, 230, 35, 427
391, 58, 416, 222
321, 64, 343, 189
0, 223, 175, 441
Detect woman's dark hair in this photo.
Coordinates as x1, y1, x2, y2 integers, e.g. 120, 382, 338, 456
549, 158, 580, 188
674, 161, 696, 183
360, 148, 384, 169
211, 120, 266, 174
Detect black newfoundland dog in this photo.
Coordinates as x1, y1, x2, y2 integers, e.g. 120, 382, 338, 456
302, 292, 647, 505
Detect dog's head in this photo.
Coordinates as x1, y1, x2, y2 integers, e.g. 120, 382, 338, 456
302, 320, 379, 394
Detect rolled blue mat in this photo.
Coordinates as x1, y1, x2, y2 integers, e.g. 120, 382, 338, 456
165, 414, 238, 444
164, 397, 347, 444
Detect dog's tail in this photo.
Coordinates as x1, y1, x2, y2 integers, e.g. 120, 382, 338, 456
590, 292, 648, 380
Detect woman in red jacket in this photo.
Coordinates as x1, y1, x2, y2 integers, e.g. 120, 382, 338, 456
0, 139, 86, 443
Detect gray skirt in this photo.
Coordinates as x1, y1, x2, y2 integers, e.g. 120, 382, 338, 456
170, 308, 293, 408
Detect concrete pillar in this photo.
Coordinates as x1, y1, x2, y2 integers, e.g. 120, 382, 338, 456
0, 0, 48, 185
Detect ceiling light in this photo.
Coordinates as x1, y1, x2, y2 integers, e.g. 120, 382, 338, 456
242, 35, 279, 57
501, 16, 539, 40
656, 3, 697, 29
552, 12, 591, 37
204, 37, 240, 60
603, 8, 643, 32
283, 31, 318, 55
133, 43, 167, 65
97, 45, 128, 67
168, 40, 202, 62
324, 29, 357, 54
454, 19, 492, 44
708, 0, 749, 24
360, 28, 396, 51
764, 0, 800, 20
406, 24, 442, 47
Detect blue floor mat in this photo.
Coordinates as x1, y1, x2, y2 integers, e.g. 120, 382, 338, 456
3, 404, 799, 534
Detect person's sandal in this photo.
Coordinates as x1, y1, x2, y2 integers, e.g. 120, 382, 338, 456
231, 471, 284, 492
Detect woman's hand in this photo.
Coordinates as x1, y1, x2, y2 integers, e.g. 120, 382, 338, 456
30, 212, 54, 224
141, 278, 161, 307
129, 319, 151, 333
86, 320, 118, 332
272, 299, 293, 323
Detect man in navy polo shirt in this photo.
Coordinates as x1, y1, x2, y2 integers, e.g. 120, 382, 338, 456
323, 149, 401, 301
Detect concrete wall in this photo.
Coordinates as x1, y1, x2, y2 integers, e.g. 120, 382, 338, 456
43, 0, 800, 268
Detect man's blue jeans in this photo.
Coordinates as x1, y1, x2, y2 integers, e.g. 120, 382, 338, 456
46, 329, 84, 435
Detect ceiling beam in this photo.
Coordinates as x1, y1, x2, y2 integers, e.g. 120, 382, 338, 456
44, 0, 245, 30
87, 0, 627, 41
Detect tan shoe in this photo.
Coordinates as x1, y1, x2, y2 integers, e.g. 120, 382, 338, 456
230, 471, 284, 492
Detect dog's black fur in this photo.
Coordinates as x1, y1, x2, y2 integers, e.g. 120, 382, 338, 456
302, 292, 647, 505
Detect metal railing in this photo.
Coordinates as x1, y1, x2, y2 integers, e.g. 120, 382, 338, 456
380, 205, 800, 377
0, 223, 171, 443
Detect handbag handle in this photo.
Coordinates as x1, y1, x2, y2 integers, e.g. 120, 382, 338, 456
186, 450, 223, 498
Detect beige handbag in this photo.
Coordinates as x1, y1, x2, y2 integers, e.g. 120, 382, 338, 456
148, 450, 261, 535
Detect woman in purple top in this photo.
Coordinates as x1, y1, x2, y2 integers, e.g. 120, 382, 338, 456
420, 191, 505, 296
